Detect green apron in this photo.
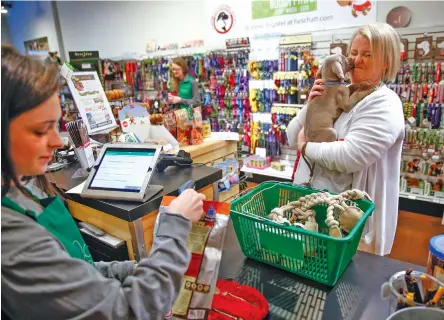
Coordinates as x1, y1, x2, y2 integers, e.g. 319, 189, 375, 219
177, 75, 195, 120
1, 194, 95, 266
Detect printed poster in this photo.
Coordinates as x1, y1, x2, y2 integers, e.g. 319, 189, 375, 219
67, 71, 117, 134
24, 36, 49, 57
205, 0, 377, 46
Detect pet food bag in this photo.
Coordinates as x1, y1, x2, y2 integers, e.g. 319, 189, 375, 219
164, 111, 177, 139
174, 109, 192, 145
159, 197, 230, 320
192, 107, 204, 145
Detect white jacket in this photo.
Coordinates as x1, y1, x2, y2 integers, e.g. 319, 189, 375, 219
287, 85, 405, 256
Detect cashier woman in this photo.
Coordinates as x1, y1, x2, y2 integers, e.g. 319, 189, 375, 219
1, 45, 206, 319
167, 57, 201, 112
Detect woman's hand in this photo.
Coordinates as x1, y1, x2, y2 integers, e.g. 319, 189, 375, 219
297, 127, 306, 152
308, 79, 324, 103
168, 93, 181, 104
169, 189, 206, 223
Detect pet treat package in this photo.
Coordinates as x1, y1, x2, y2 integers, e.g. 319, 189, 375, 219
174, 109, 192, 145
159, 197, 230, 320
192, 107, 204, 145
163, 111, 177, 138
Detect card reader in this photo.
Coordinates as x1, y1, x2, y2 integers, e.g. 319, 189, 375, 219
156, 150, 193, 172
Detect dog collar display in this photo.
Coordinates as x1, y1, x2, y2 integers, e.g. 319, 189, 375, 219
323, 81, 345, 86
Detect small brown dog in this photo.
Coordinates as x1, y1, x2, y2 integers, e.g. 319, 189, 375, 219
305, 54, 375, 143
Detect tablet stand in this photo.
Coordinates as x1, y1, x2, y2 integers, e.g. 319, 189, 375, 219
142, 185, 164, 202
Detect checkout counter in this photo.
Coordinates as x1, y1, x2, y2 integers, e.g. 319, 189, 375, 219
46, 161, 427, 319
47, 162, 222, 261
46, 139, 427, 319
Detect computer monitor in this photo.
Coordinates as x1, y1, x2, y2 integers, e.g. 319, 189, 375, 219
81, 143, 163, 202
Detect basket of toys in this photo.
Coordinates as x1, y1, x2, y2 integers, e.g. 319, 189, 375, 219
230, 182, 375, 286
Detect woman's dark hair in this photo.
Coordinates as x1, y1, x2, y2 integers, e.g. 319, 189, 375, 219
1, 45, 60, 197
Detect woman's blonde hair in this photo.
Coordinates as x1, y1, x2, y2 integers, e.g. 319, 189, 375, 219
171, 57, 188, 93
348, 23, 400, 83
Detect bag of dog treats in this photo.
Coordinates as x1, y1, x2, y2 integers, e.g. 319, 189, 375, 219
158, 197, 230, 320
163, 111, 177, 139
192, 107, 204, 145
174, 109, 192, 145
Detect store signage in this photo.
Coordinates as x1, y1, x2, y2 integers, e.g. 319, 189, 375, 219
414, 36, 434, 60
211, 4, 236, 35
252, 0, 318, 20
435, 37, 444, 61
66, 71, 116, 135
386, 6, 412, 28
69, 51, 100, 60
330, 43, 348, 56
225, 37, 250, 50
205, 1, 377, 45
279, 34, 312, 47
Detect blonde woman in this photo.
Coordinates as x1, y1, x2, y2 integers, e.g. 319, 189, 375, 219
287, 23, 404, 256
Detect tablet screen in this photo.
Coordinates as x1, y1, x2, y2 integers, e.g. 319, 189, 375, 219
89, 148, 156, 192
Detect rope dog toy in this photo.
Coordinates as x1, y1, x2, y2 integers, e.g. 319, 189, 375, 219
269, 189, 371, 238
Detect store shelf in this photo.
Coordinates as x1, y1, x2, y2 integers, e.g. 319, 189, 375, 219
273, 71, 300, 80
399, 192, 444, 204
272, 103, 304, 108
218, 185, 240, 203
241, 165, 293, 181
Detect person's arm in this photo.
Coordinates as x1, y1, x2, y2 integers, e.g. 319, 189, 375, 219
303, 93, 404, 174
95, 260, 137, 282
287, 103, 308, 148
179, 80, 202, 106
1, 207, 191, 320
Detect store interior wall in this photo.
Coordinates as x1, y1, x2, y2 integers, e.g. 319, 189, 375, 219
1, 13, 13, 45
4, 1, 444, 59
6, 0, 59, 54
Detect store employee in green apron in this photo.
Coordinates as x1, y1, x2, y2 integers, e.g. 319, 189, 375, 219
167, 57, 201, 113
1, 45, 206, 320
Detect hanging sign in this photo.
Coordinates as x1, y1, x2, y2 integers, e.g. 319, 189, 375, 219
67, 71, 117, 135
435, 37, 444, 60
225, 37, 250, 50
414, 36, 434, 60
279, 34, 312, 47
205, 1, 377, 45
69, 51, 100, 60
330, 43, 348, 56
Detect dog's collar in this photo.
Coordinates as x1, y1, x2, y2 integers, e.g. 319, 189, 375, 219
323, 81, 345, 86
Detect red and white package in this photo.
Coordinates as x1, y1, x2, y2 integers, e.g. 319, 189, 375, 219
159, 197, 230, 320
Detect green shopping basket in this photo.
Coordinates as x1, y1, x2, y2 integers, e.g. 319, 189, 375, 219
230, 182, 374, 286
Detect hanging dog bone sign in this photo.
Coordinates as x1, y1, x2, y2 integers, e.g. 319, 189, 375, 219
414, 36, 433, 60
435, 37, 444, 60
330, 43, 348, 56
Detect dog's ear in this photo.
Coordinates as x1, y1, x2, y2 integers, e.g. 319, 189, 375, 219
315, 65, 323, 79
331, 62, 345, 80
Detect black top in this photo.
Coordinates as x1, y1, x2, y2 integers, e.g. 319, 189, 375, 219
46, 163, 222, 222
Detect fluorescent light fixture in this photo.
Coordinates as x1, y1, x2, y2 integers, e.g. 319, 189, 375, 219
1, 6, 7, 14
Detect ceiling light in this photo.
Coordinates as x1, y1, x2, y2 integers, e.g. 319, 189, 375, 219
1, 7, 7, 14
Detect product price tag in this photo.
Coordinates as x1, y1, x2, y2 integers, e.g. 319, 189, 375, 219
255, 147, 267, 158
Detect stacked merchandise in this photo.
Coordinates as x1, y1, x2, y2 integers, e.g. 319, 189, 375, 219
392, 61, 444, 202
245, 49, 317, 164
202, 50, 250, 133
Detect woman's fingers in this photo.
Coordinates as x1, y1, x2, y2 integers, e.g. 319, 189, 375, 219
308, 83, 324, 102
